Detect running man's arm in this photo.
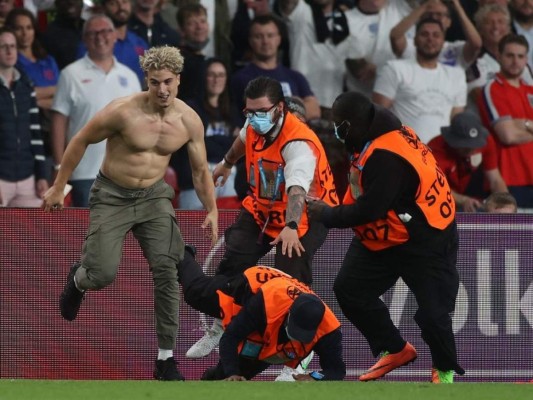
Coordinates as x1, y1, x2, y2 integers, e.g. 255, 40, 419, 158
185, 107, 219, 244
42, 100, 124, 211
50, 111, 69, 172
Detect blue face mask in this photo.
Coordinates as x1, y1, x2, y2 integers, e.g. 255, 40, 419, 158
245, 104, 277, 135
249, 113, 275, 135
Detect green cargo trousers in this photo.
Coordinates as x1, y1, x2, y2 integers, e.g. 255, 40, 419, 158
75, 173, 185, 349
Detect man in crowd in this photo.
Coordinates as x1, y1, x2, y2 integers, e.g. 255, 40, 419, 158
466, 3, 519, 112
176, 3, 210, 101
509, 0, 533, 63
278, 0, 359, 115
390, 0, 481, 68
373, 17, 466, 143
41, 0, 85, 69
428, 111, 508, 212
0, 0, 14, 28
344, 0, 413, 97
92, 0, 149, 86
128, 0, 181, 47
231, 14, 320, 123
478, 33, 533, 208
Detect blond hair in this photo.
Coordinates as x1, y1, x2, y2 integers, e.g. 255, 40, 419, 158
474, 4, 510, 30
139, 46, 184, 75
484, 192, 517, 213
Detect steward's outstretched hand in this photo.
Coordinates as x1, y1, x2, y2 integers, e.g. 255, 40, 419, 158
306, 197, 329, 221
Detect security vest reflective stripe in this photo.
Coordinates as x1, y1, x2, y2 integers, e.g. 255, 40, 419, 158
242, 112, 338, 238
345, 127, 455, 251
218, 275, 340, 368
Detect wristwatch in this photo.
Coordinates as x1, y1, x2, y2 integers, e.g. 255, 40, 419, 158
285, 221, 298, 230
525, 120, 532, 132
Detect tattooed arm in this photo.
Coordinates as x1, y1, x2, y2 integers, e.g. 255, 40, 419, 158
269, 183, 307, 258
286, 185, 306, 225
269, 141, 316, 257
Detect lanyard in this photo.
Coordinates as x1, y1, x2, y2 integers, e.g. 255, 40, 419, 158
257, 158, 283, 203
257, 159, 284, 244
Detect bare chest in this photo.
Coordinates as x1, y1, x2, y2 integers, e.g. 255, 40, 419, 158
121, 118, 188, 155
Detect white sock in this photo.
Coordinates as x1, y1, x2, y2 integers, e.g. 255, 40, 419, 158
158, 349, 173, 360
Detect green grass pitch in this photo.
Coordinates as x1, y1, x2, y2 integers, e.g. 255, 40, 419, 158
1, 380, 532, 400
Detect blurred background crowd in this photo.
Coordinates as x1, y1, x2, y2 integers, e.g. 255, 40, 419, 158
0, 0, 531, 212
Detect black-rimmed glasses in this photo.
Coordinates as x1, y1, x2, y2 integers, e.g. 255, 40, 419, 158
243, 104, 276, 119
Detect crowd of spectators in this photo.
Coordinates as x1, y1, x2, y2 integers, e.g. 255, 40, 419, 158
0, 0, 531, 211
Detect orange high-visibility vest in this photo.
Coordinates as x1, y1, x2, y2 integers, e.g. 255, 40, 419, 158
217, 266, 293, 323
217, 273, 340, 368
242, 112, 338, 238
242, 266, 293, 293
344, 126, 455, 251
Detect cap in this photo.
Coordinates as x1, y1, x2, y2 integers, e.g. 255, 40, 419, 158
441, 111, 489, 149
286, 293, 325, 343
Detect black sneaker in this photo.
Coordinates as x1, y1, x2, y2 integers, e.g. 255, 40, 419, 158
59, 262, 85, 321
154, 357, 185, 381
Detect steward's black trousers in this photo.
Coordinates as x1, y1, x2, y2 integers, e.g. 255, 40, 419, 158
177, 249, 226, 319
333, 226, 465, 375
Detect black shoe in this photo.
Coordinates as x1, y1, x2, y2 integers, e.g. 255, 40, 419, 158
154, 357, 185, 381
59, 262, 85, 321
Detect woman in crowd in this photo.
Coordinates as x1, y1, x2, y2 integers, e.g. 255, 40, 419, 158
5, 8, 60, 182
171, 58, 241, 209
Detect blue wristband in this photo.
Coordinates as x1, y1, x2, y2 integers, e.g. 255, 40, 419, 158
309, 371, 324, 381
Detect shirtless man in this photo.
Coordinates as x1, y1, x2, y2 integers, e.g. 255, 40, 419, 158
42, 46, 218, 381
